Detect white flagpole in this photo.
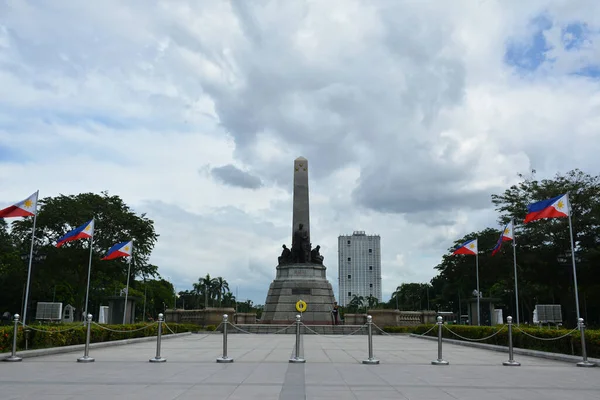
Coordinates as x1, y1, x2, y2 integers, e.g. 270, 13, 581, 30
83, 218, 94, 318
123, 254, 133, 324
22, 190, 39, 325
566, 193, 581, 321
476, 245, 480, 326
511, 218, 520, 326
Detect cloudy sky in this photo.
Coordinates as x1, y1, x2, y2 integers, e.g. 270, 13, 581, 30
1, 0, 599, 304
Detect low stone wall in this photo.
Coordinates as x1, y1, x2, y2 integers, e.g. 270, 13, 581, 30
344, 314, 367, 325
235, 312, 258, 324
347, 310, 439, 326
164, 308, 236, 326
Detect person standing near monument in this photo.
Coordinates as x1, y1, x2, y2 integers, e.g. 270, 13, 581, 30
332, 301, 339, 325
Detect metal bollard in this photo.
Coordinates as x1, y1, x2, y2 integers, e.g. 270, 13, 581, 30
77, 314, 95, 363
362, 315, 379, 365
289, 314, 306, 363
503, 316, 520, 366
149, 313, 167, 363
3, 314, 23, 362
431, 316, 449, 365
576, 318, 596, 368
216, 314, 234, 363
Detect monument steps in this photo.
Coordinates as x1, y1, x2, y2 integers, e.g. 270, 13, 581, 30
229, 324, 369, 335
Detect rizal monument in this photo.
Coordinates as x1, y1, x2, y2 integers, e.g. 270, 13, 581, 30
261, 157, 337, 324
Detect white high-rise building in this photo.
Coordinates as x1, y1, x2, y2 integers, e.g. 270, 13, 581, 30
338, 231, 382, 306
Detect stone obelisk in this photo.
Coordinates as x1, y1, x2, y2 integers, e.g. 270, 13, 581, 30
292, 157, 310, 244
262, 157, 337, 325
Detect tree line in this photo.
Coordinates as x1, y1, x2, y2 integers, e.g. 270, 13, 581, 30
176, 273, 260, 315
0, 192, 175, 322
369, 170, 600, 327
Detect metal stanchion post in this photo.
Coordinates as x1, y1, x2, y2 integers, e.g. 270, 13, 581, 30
503, 316, 520, 366
77, 314, 95, 363
216, 314, 234, 363
362, 315, 379, 365
149, 313, 167, 363
576, 318, 596, 368
3, 314, 22, 362
431, 316, 449, 365
289, 314, 306, 363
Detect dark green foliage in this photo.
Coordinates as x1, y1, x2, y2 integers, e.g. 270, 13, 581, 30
4, 192, 159, 321
422, 169, 600, 327
404, 324, 600, 359
0, 322, 200, 353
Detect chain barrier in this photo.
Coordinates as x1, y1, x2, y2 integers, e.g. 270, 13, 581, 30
443, 324, 507, 342
370, 323, 392, 336
301, 323, 367, 338
417, 324, 438, 337
514, 325, 579, 341
370, 323, 437, 338
91, 321, 157, 333
19, 322, 81, 333
227, 322, 295, 335
162, 322, 177, 335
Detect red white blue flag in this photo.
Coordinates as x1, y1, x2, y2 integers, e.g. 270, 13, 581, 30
0, 192, 38, 218
524, 194, 569, 223
102, 241, 133, 260
56, 220, 94, 248
453, 239, 477, 255
491, 221, 513, 256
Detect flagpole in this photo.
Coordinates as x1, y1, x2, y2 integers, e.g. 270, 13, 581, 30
476, 248, 480, 326
142, 273, 147, 321
83, 218, 94, 318
566, 193, 581, 321
123, 254, 133, 324
22, 190, 39, 325
511, 218, 520, 326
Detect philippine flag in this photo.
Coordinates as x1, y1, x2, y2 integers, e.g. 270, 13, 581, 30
0, 191, 38, 218
491, 221, 514, 256
102, 241, 133, 260
453, 239, 477, 255
56, 220, 94, 248
524, 194, 569, 224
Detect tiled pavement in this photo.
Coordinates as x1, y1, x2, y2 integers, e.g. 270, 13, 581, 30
1, 333, 598, 399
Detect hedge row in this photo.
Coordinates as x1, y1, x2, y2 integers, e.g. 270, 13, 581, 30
0, 322, 214, 353
383, 324, 600, 359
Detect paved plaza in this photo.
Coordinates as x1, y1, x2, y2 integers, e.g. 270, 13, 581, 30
1, 333, 599, 400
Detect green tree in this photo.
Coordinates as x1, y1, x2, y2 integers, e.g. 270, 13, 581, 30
347, 295, 364, 313
0, 219, 24, 316
139, 278, 174, 320
213, 277, 230, 307
365, 295, 379, 309
9, 192, 159, 321
222, 291, 236, 308
193, 274, 218, 308
491, 169, 600, 325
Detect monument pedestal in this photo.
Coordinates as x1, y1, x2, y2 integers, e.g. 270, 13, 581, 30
262, 263, 336, 324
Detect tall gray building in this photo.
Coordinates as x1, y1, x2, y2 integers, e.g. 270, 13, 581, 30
338, 231, 382, 306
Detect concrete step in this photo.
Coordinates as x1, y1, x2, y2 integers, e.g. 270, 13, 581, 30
227, 324, 368, 335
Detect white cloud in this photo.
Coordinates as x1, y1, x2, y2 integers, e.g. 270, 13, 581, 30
1, 0, 600, 304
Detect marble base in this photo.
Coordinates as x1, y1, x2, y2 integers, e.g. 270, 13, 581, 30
262, 263, 337, 324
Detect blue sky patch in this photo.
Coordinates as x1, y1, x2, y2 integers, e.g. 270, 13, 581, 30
504, 14, 553, 72
562, 22, 590, 51
573, 65, 600, 78
0, 145, 26, 163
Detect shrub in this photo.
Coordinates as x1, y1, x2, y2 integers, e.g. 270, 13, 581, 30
380, 326, 418, 334
0, 322, 198, 353
389, 323, 600, 359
